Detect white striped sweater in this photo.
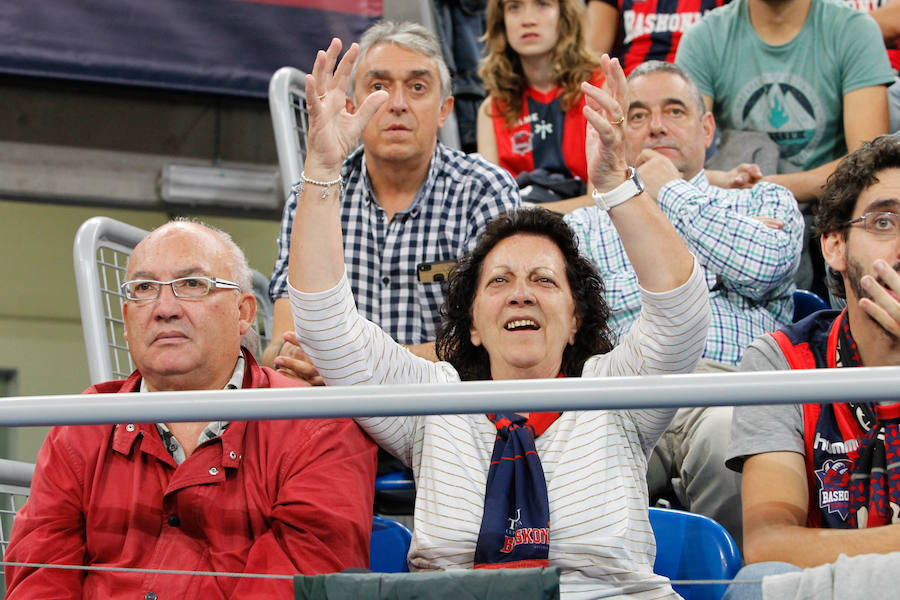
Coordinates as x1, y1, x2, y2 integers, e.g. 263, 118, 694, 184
288, 259, 709, 599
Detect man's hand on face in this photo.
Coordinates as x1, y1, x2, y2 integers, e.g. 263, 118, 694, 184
859, 259, 900, 338
635, 148, 682, 200
273, 331, 325, 386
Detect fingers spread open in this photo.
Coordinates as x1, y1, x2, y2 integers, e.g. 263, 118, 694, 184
333, 42, 359, 94
581, 81, 623, 124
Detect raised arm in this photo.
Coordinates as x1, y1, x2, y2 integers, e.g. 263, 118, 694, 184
583, 55, 695, 292
288, 39, 388, 294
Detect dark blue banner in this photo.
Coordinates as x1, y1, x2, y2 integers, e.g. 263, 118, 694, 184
0, 0, 381, 98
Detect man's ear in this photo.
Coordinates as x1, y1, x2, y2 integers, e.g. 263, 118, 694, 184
237, 293, 257, 336
122, 302, 130, 342
438, 96, 455, 128
702, 111, 716, 149
821, 231, 848, 274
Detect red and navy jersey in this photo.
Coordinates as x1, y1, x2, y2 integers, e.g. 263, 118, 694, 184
491, 72, 603, 181
593, 0, 728, 75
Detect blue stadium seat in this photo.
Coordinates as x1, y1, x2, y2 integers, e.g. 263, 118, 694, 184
374, 470, 415, 492
370, 516, 412, 573
793, 289, 830, 322
649, 507, 742, 600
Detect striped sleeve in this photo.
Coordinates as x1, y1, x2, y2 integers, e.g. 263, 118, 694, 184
287, 273, 459, 463
583, 257, 710, 453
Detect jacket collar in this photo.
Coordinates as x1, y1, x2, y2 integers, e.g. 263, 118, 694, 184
110, 348, 259, 467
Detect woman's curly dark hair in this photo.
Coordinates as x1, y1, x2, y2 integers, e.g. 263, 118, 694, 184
436, 207, 614, 380
814, 134, 900, 298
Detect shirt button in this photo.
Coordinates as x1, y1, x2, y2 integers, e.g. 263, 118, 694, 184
145, 593, 157, 600
382, 276, 390, 285
167, 514, 180, 527
209, 467, 219, 476
229, 451, 237, 460
126, 424, 135, 432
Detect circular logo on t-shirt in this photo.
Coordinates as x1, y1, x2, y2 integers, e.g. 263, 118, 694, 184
732, 73, 824, 167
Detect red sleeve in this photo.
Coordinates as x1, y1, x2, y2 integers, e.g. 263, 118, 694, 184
5, 428, 88, 599
227, 418, 377, 599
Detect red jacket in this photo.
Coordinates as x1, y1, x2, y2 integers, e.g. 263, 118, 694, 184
5, 352, 377, 599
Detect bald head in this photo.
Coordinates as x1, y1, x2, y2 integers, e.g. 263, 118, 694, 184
128, 220, 253, 293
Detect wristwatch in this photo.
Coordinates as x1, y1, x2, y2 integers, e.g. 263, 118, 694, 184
592, 167, 645, 211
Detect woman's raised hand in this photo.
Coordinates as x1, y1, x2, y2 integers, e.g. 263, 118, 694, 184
303, 38, 388, 178
582, 54, 630, 193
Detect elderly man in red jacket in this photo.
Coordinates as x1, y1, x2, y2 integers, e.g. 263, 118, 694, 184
5, 220, 377, 600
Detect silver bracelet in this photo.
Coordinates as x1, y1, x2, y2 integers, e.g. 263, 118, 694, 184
292, 171, 343, 200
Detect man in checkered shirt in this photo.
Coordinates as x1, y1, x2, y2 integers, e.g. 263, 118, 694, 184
264, 21, 519, 381
565, 61, 804, 549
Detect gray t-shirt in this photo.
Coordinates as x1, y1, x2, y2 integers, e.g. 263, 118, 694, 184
726, 334, 805, 472
676, 0, 894, 171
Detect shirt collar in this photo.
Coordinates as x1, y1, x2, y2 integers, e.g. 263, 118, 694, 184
112, 354, 249, 464
140, 355, 243, 461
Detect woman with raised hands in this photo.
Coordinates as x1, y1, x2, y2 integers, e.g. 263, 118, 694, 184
284, 38, 709, 599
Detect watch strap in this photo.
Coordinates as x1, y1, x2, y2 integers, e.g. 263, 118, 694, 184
592, 167, 643, 211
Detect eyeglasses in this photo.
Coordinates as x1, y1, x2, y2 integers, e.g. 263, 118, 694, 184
120, 276, 241, 301
843, 211, 900, 237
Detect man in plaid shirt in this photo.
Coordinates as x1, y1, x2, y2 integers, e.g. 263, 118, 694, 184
265, 21, 519, 381
566, 61, 804, 549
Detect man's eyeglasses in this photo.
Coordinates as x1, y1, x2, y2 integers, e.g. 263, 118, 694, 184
843, 211, 900, 236
120, 276, 241, 301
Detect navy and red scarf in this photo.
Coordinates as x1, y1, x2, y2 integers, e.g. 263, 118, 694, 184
776, 309, 900, 528
473, 411, 559, 569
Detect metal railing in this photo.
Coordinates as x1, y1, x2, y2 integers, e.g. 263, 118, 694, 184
0, 367, 897, 426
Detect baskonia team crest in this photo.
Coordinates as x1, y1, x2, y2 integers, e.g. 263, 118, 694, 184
815, 458, 852, 520
510, 130, 532, 156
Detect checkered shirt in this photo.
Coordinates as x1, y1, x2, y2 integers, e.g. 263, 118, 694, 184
270, 142, 520, 345
565, 170, 803, 366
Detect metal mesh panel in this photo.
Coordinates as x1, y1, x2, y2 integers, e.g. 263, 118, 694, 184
0, 482, 30, 597
96, 246, 134, 380
289, 89, 308, 172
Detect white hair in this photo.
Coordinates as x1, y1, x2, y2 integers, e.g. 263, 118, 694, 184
348, 20, 452, 103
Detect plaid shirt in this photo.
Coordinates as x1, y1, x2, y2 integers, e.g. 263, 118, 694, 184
565, 170, 803, 366
270, 142, 520, 345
